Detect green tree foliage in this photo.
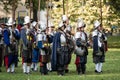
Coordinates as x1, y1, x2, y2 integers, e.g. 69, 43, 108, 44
0, 0, 21, 13
25, 0, 46, 21
1, 0, 120, 31
0, 0, 21, 21
50, 0, 120, 32
108, 0, 120, 12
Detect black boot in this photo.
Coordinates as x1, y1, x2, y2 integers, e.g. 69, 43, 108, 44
81, 63, 86, 74
43, 63, 48, 75
65, 69, 69, 73
57, 67, 64, 76
77, 64, 81, 75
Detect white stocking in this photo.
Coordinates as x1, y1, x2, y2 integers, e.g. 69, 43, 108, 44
11, 64, 15, 72
27, 66, 30, 73
7, 68, 10, 73
31, 63, 34, 69
95, 63, 99, 72
98, 63, 103, 72
23, 63, 27, 73
34, 63, 38, 71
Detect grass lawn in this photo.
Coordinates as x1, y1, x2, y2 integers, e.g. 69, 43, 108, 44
107, 36, 120, 48
0, 48, 120, 80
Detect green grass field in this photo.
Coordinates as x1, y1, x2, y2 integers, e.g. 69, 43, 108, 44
107, 36, 120, 48
0, 48, 120, 80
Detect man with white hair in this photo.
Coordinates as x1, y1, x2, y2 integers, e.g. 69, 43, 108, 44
74, 19, 88, 75
92, 20, 107, 73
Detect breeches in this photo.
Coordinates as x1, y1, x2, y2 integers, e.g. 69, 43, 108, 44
22, 50, 32, 63
4, 55, 17, 68
57, 46, 68, 72
93, 55, 105, 63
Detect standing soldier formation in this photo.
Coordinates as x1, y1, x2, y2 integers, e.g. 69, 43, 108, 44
0, 14, 107, 76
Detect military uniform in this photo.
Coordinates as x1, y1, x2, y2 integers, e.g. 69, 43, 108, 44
37, 21, 51, 75
74, 19, 88, 74
21, 16, 32, 74
51, 21, 68, 76
92, 20, 107, 73
31, 21, 40, 71
3, 18, 19, 73
46, 21, 55, 72
62, 15, 75, 73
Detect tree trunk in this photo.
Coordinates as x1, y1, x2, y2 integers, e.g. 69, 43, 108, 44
63, 0, 65, 15
12, 6, 16, 28
100, 0, 102, 26
33, 9, 38, 21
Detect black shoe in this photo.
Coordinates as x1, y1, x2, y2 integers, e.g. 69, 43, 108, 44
95, 70, 101, 73
24, 72, 27, 74
78, 72, 80, 75
95, 70, 99, 73
78, 71, 81, 75
82, 72, 85, 74
31, 68, 34, 71
11, 71, 15, 74
44, 73, 48, 75
27, 72, 31, 75
57, 72, 64, 76
65, 69, 69, 73
24, 72, 30, 74
58, 73, 64, 76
